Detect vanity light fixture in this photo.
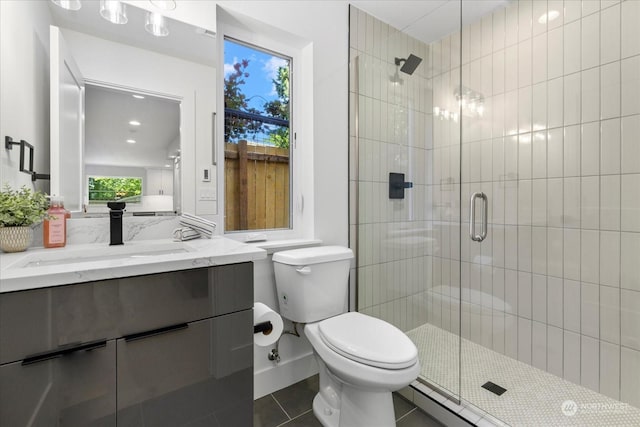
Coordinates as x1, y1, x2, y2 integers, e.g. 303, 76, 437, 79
132, 94, 145, 99
100, 0, 128, 25
145, 11, 170, 37
129, 120, 141, 126
538, 10, 559, 24
126, 139, 136, 144
149, 0, 176, 11
51, 0, 82, 11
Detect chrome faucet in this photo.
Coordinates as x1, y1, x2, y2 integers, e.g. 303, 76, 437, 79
107, 201, 126, 245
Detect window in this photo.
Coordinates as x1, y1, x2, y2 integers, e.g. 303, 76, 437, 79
223, 38, 292, 232
87, 176, 142, 204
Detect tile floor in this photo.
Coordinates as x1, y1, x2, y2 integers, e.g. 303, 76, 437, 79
254, 375, 444, 427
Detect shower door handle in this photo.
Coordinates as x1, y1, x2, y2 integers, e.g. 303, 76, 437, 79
469, 192, 488, 242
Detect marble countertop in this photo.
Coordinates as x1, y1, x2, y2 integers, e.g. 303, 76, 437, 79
0, 237, 267, 293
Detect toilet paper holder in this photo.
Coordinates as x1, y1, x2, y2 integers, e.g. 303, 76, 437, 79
254, 321, 273, 335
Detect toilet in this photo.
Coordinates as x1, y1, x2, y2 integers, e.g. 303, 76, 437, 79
273, 246, 420, 427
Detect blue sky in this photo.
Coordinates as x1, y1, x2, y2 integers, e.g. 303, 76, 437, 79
224, 39, 289, 113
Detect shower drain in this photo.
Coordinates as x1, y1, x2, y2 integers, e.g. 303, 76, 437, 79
481, 381, 507, 396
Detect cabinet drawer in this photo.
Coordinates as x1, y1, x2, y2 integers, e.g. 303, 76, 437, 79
0, 263, 253, 365
117, 311, 253, 427
117, 262, 253, 335
0, 281, 119, 365
0, 340, 116, 427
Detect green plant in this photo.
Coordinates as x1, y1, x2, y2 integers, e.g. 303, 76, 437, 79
0, 185, 49, 227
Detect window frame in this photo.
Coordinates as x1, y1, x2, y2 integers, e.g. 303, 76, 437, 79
217, 17, 305, 241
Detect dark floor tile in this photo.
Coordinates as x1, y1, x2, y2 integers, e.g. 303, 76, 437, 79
280, 410, 323, 427
254, 395, 289, 427
397, 408, 445, 427
272, 375, 319, 418
393, 393, 416, 420
182, 414, 219, 427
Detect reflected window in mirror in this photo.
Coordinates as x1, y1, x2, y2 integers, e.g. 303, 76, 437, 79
88, 176, 142, 204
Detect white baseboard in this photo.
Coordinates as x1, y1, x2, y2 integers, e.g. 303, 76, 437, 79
254, 351, 318, 399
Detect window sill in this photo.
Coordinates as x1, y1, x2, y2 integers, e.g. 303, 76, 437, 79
246, 238, 322, 255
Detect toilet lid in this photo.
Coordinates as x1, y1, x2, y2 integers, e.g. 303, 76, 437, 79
318, 312, 418, 370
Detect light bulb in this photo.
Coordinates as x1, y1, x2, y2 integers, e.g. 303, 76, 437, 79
100, 0, 128, 25
51, 0, 81, 11
145, 12, 169, 37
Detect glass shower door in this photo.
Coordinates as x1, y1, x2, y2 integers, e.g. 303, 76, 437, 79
348, 1, 463, 404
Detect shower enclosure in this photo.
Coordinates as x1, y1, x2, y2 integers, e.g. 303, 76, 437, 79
349, 1, 640, 425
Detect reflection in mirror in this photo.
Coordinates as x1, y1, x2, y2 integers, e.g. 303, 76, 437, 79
43, 0, 216, 216
84, 84, 180, 213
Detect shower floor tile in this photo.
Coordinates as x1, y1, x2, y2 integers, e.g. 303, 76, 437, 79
407, 323, 640, 427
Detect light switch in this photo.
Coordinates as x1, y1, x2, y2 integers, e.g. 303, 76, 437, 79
202, 168, 211, 182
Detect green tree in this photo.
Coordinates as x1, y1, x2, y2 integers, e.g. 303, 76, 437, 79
88, 177, 142, 202
263, 66, 290, 149
224, 59, 265, 142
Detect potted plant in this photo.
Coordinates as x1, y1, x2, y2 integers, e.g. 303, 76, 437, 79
0, 185, 49, 252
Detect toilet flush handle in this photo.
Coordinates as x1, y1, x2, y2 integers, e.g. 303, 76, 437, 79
296, 266, 311, 275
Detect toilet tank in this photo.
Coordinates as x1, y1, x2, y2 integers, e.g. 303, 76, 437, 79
272, 246, 353, 323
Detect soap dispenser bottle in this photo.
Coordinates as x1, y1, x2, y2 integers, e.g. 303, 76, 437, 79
44, 196, 67, 248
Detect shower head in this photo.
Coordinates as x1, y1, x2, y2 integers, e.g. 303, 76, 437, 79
395, 54, 423, 75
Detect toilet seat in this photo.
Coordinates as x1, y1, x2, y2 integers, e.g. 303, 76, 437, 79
318, 312, 418, 370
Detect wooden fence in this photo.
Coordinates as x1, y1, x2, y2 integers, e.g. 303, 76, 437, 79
225, 140, 290, 231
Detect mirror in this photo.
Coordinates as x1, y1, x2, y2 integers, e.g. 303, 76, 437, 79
44, 0, 216, 214
84, 84, 181, 213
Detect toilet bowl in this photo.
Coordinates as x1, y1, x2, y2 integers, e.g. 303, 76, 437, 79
273, 246, 420, 427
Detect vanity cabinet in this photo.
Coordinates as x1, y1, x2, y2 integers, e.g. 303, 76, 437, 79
0, 263, 253, 427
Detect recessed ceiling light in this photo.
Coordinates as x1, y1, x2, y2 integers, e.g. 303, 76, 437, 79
132, 94, 145, 99
126, 139, 136, 144
538, 10, 560, 24
165, 164, 172, 168
129, 120, 141, 126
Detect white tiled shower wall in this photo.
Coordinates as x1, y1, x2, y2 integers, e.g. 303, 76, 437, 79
349, 5, 455, 334
350, 0, 640, 409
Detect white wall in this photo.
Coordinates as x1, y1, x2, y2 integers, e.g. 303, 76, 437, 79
85, 164, 146, 180
0, 1, 52, 193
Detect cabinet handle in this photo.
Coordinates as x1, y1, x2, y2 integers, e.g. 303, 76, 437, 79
123, 323, 189, 342
22, 339, 107, 366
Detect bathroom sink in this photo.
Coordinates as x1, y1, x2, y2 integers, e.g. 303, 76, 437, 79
5, 241, 195, 269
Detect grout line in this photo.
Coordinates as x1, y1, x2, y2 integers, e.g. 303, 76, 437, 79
270, 393, 292, 421
395, 407, 417, 423
275, 408, 314, 427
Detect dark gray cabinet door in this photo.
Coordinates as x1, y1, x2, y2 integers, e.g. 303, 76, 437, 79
116, 312, 253, 427
0, 340, 116, 427
0, 281, 119, 365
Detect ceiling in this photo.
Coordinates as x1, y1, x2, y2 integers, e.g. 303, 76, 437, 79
84, 85, 180, 169
351, 0, 510, 44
